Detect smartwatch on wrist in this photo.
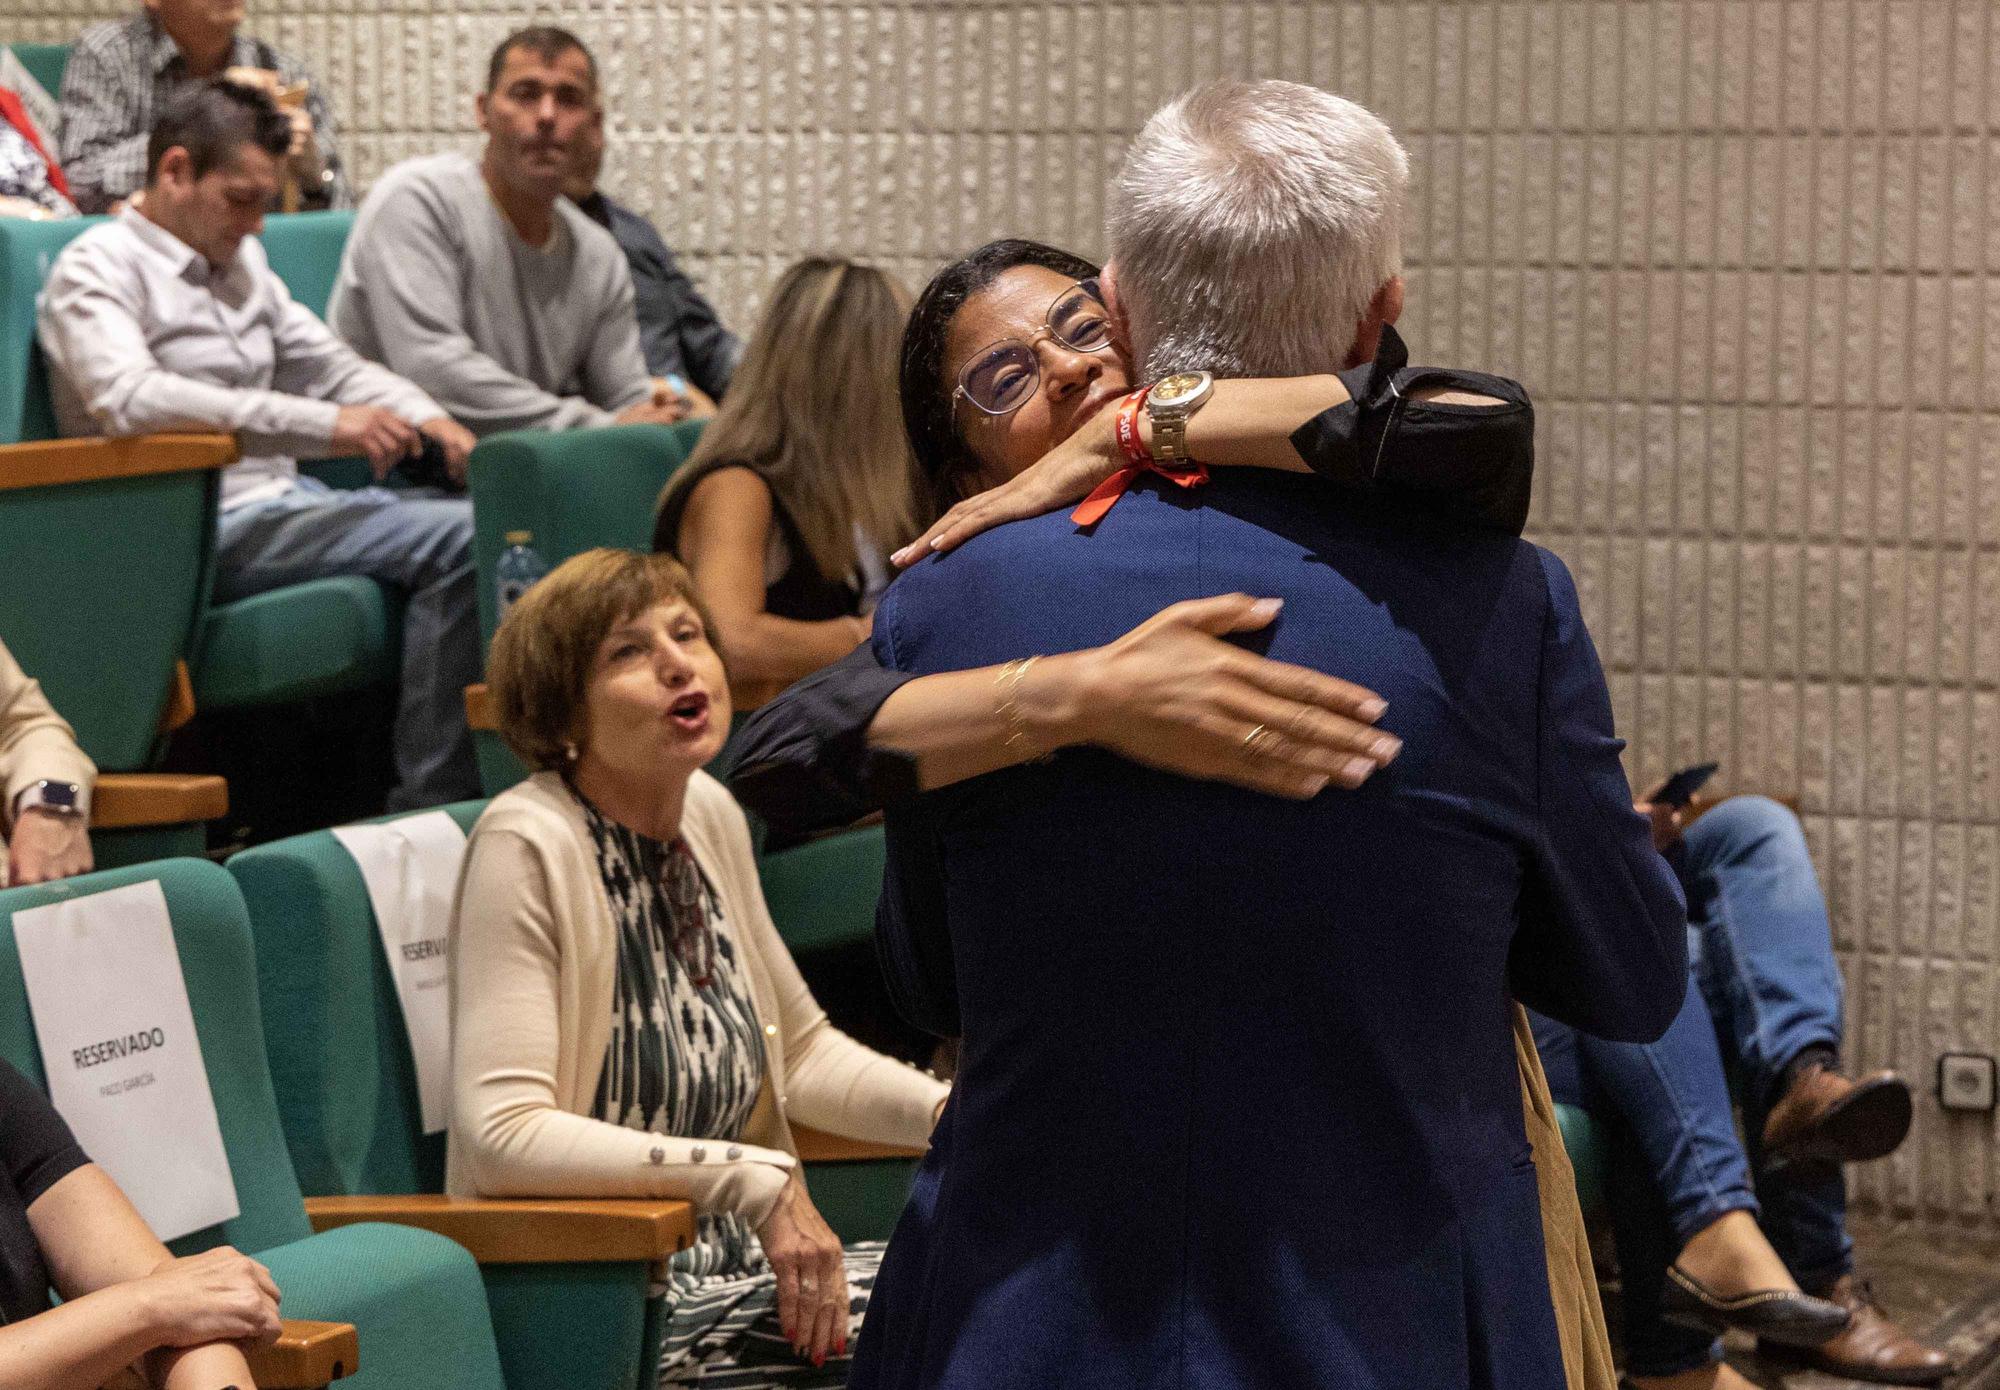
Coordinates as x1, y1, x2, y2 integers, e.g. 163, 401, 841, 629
1144, 371, 1215, 464
13, 780, 82, 823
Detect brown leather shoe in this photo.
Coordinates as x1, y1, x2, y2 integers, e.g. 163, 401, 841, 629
1760, 1275, 1955, 1385
1761, 1064, 1912, 1168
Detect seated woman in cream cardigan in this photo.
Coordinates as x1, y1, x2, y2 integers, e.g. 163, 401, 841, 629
450, 547, 948, 1387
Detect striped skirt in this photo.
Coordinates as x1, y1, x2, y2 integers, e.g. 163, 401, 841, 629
657, 1238, 886, 1388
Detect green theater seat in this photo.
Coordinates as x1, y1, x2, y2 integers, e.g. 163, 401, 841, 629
262, 210, 355, 318
0, 860, 508, 1390
465, 420, 706, 792
258, 211, 372, 490
0, 215, 100, 444
1554, 1101, 1607, 1217
230, 807, 703, 1390
5, 43, 68, 98
0, 216, 399, 727
468, 420, 707, 644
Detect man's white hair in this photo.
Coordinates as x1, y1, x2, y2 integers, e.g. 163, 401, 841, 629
1107, 80, 1410, 379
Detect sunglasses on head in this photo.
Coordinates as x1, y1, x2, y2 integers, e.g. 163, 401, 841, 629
953, 278, 1114, 416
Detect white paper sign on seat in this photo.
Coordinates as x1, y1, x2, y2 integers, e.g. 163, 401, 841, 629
12, 879, 240, 1241
331, 811, 468, 1135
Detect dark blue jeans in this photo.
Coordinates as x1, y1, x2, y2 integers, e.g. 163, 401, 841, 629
1532, 796, 1853, 1377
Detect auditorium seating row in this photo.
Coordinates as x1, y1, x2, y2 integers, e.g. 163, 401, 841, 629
0, 100, 1620, 1298
0, 808, 921, 1388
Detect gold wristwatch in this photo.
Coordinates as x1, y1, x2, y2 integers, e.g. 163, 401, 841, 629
1144, 371, 1215, 463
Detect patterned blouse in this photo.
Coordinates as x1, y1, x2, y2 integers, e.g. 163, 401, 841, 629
578, 791, 768, 1271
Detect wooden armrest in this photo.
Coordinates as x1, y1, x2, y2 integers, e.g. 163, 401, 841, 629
0, 434, 237, 491
304, 1193, 695, 1264
465, 682, 497, 731
93, 773, 228, 829
793, 1124, 925, 1162
246, 1319, 360, 1388
99, 1320, 355, 1390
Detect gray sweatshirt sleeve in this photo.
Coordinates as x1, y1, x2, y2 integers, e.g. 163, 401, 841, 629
337, 174, 618, 435
581, 257, 655, 417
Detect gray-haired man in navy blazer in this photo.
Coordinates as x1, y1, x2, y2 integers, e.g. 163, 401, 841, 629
852, 81, 1690, 1390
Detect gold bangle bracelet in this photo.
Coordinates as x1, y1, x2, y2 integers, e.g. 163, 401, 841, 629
994, 655, 1052, 762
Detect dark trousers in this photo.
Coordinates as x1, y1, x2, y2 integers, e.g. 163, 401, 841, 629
1532, 796, 1853, 1376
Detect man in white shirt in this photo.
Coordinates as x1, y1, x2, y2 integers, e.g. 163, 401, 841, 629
327, 26, 695, 437
38, 79, 483, 810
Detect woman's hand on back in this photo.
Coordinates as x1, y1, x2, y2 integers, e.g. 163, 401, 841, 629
133, 1246, 282, 1349
892, 400, 1124, 566
757, 1171, 848, 1366
1038, 594, 1401, 799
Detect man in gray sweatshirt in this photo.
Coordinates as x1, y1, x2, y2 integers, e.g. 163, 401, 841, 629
327, 26, 694, 437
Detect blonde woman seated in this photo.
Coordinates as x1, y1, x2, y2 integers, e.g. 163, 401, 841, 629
653, 258, 920, 711
450, 548, 948, 1385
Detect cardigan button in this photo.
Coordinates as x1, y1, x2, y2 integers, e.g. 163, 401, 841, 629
648, 1147, 665, 1166
691, 1145, 707, 1163
726, 1145, 743, 1160
764, 1023, 778, 1037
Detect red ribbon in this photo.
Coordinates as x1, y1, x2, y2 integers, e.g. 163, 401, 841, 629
1070, 458, 1210, 527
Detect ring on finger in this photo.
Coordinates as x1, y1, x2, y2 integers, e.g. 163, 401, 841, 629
1241, 723, 1278, 759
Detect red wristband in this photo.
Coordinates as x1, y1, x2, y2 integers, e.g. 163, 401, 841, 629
1113, 386, 1152, 469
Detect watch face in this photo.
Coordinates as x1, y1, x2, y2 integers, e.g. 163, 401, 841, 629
1152, 372, 1207, 407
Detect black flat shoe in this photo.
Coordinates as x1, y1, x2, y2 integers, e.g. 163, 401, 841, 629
1660, 1263, 1852, 1347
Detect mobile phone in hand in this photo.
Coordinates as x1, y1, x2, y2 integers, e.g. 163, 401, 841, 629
1648, 761, 1719, 810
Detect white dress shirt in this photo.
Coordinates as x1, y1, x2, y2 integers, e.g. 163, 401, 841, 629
37, 207, 441, 509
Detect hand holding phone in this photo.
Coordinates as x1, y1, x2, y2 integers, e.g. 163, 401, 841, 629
1647, 761, 1719, 810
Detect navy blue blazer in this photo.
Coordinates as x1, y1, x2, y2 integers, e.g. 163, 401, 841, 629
850, 471, 1687, 1390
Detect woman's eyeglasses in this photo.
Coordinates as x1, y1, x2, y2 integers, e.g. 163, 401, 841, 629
954, 279, 1114, 417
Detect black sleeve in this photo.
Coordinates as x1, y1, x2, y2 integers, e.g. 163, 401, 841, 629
0, 1059, 87, 1207
874, 804, 960, 1038
726, 645, 923, 838
617, 210, 743, 398
1288, 325, 1536, 537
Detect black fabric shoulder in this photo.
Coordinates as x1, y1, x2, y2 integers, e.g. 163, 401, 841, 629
1288, 325, 1536, 537
0, 1058, 87, 1207
727, 644, 920, 839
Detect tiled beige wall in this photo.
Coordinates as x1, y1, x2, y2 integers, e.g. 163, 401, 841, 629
13, 0, 1998, 1228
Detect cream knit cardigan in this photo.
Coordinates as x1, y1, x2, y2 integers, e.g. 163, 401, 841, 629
446, 769, 949, 1225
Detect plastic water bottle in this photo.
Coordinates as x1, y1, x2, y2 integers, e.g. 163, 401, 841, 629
495, 531, 548, 621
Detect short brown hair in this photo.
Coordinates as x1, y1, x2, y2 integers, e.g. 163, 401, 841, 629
486, 25, 597, 93
487, 549, 716, 772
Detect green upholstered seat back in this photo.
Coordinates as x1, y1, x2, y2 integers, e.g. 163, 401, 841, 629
227, 801, 486, 1197
259, 210, 355, 320
0, 460, 214, 769
1554, 1102, 1606, 1217
6, 44, 69, 98
468, 419, 707, 648
0, 860, 314, 1256
0, 215, 103, 443
757, 825, 887, 954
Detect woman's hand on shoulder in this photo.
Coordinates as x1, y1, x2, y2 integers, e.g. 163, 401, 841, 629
756, 1170, 848, 1367
130, 1246, 282, 1350
1042, 593, 1401, 800
892, 400, 1124, 566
